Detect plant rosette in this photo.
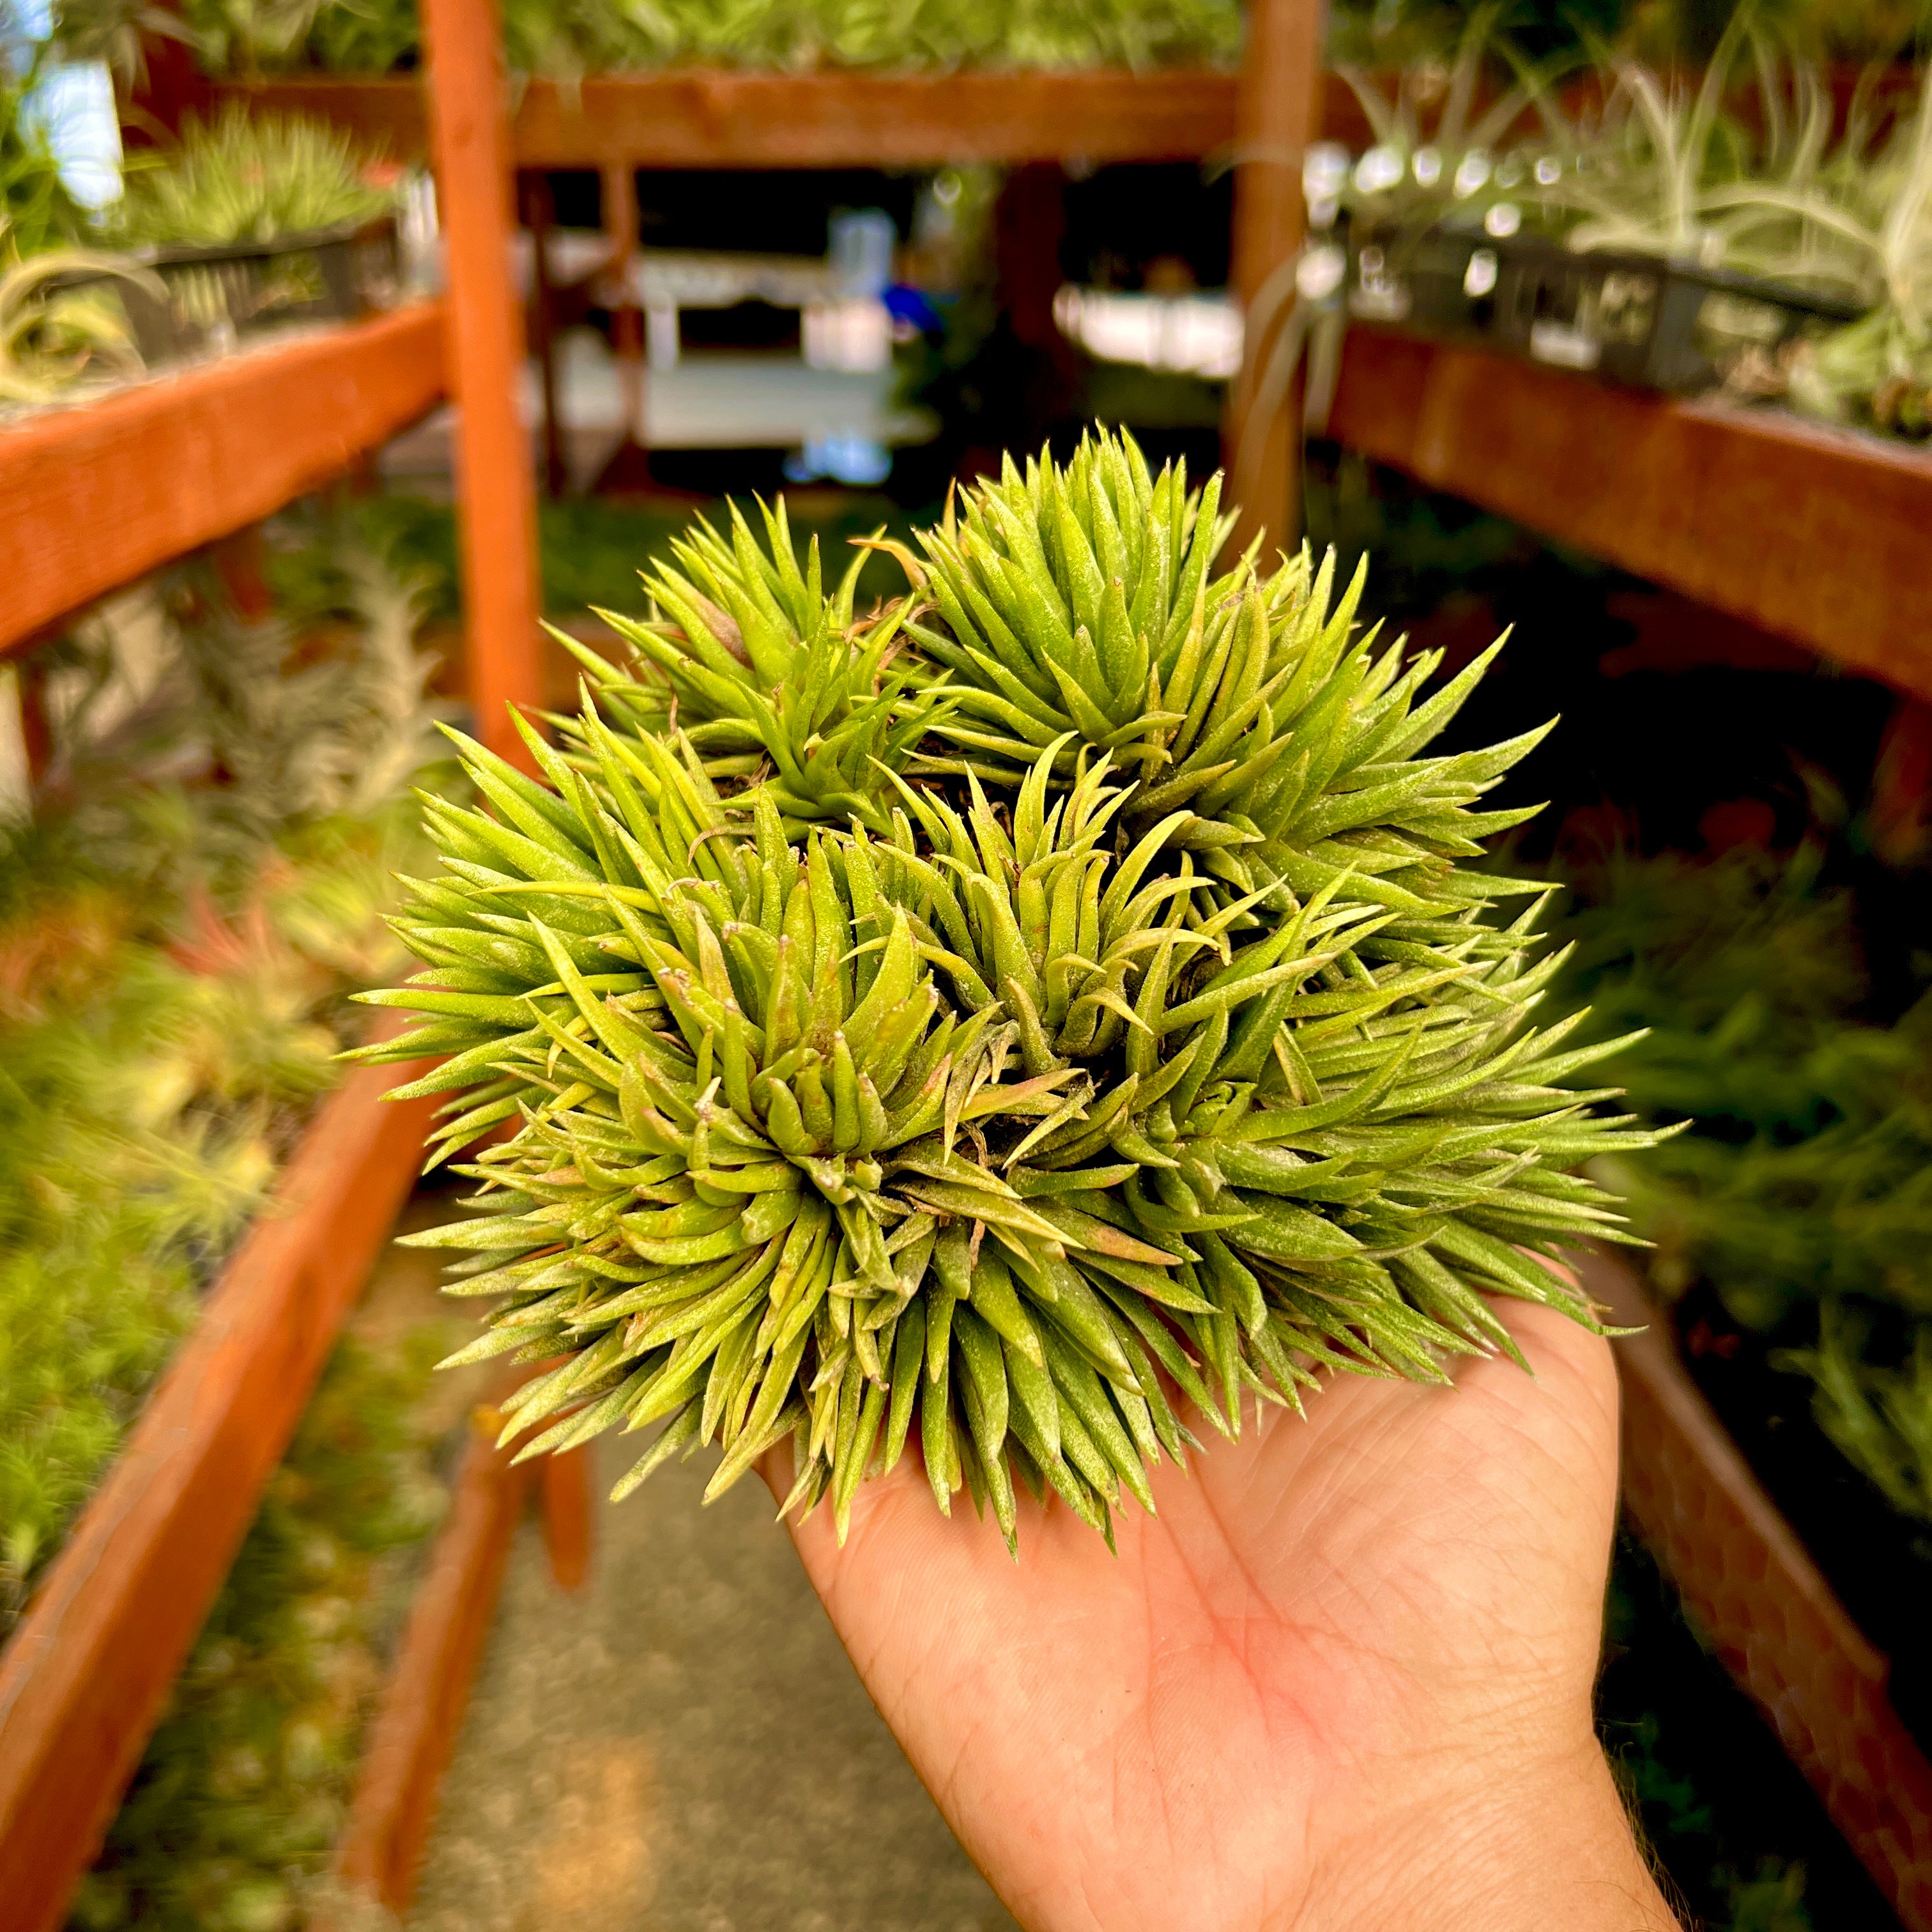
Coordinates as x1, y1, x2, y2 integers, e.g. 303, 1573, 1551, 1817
358, 430, 1664, 1551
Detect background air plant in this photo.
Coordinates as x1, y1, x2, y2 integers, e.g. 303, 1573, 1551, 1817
1548, 844, 1932, 1524
0, 239, 154, 404
1232, 15, 1567, 493
0, 502, 448, 1621
110, 107, 393, 247
1782, 77, 1932, 434
365, 429, 1660, 1551
1522, 28, 1913, 304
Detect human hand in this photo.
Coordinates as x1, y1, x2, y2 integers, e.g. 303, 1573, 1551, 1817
769, 1290, 1678, 1932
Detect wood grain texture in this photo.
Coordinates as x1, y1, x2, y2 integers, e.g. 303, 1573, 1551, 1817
215, 68, 1249, 165
0, 1053, 440, 1932
328, 1415, 535, 1914
420, 0, 544, 772
0, 305, 445, 659
1581, 1248, 1932, 1930
538, 1446, 594, 1593
1225, 0, 1324, 561
1325, 327, 1932, 702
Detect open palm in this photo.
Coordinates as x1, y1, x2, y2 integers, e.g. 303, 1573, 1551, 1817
777, 1296, 1675, 1932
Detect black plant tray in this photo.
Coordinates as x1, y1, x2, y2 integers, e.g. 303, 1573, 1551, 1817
1344, 217, 1506, 346
57, 218, 400, 369
1489, 237, 1860, 393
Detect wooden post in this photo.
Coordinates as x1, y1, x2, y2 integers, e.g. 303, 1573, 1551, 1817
16, 654, 52, 786
539, 1446, 594, 1591
595, 161, 656, 492
1225, 0, 1324, 567
520, 171, 568, 498
419, 0, 544, 772
327, 1418, 535, 1918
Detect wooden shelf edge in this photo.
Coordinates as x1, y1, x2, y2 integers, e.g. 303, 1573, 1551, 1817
0, 302, 447, 660
325, 1415, 534, 1918
323, 1414, 594, 1918
0, 1052, 441, 1932
211, 66, 1274, 165
1577, 1246, 1932, 1929
1325, 327, 1932, 704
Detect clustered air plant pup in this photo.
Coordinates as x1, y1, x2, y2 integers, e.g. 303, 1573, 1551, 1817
356, 429, 1661, 1552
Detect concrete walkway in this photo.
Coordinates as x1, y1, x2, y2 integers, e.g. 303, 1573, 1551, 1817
407, 1439, 1018, 1932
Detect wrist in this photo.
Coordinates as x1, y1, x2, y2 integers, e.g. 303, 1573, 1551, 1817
1294, 1731, 1678, 1932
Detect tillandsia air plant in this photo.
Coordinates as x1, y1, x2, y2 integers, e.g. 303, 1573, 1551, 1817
0, 234, 156, 404
1782, 76, 1932, 436
360, 431, 1662, 1551
0, 65, 157, 402
1236, 13, 1569, 473
1521, 21, 1903, 296
110, 105, 392, 247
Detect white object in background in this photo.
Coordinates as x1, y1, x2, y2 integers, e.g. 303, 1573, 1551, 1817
1303, 141, 1351, 209
802, 297, 893, 373
829, 208, 897, 298
0, 666, 27, 824
626, 249, 839, 312
1298, 244, 1347, 303
25, 60, 121, 208
646, 302, 680, 369
1052, 286, 1243, 381
398, 169, 441, 296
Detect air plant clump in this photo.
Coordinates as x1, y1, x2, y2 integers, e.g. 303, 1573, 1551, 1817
110, 105, 393, 247
1782, 78, 1932, 437
0, 67, 158, 404
361, 431, 1659, 1551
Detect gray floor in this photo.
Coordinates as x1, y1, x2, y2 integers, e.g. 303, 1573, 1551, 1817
406, 1438, 1020, 1932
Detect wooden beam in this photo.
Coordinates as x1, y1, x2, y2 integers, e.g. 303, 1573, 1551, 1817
1225, 0, 1324, 564
538, 1448, 594, 1592
218, 69, 1252, 166
0, 305, 444, 660
210, 64, 1926, 172
1325, 327, 1932, 702
420, 0, 544, 772
0, 1048, 440, 1932
1581, 1249, 1932, 1931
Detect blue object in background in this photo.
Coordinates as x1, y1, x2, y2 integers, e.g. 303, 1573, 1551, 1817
785, 434, 894, 487
883, 284, 942, 337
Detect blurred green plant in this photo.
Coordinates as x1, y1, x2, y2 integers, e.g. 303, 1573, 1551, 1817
174, 0, 1241, 77
110, 107, 392, 246
1, 62, 88, 259
68, 1333, 448, 1932
1784, 77, 1932, 434
1548, 844, 1932, 1519
1600, 1538, 1819, 1932
0, 507, 446, 1624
